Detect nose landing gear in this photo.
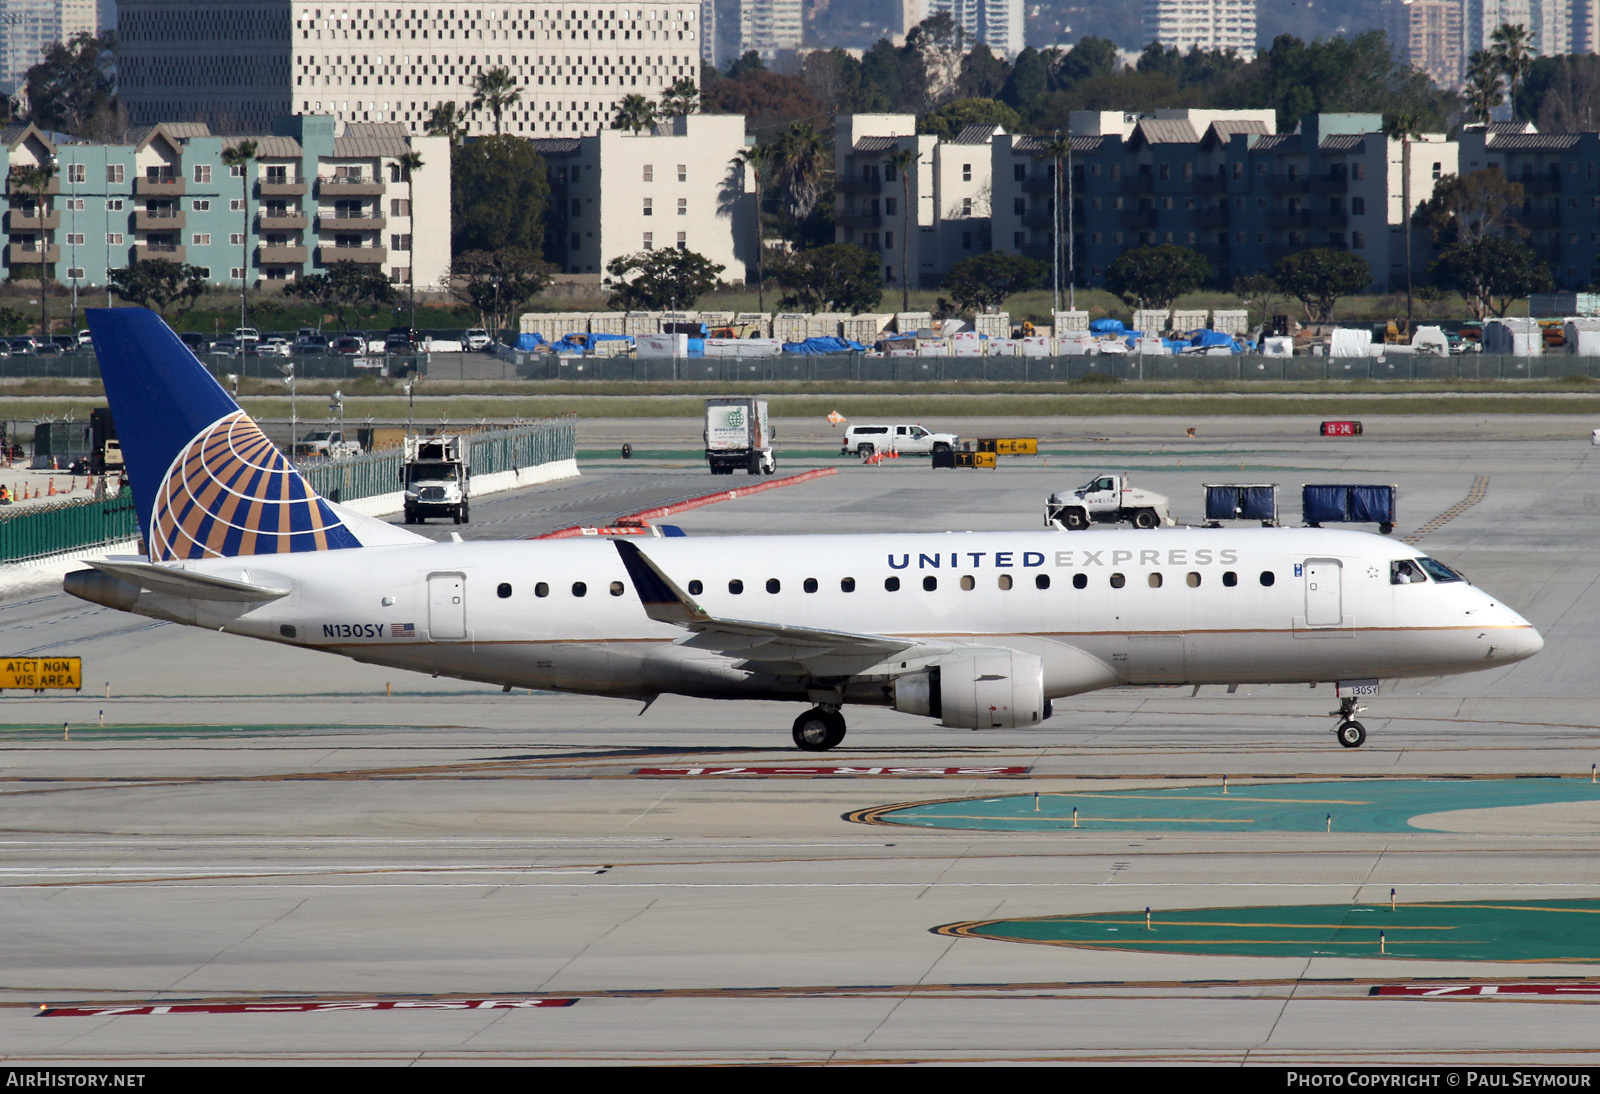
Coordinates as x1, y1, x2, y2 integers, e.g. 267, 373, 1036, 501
792, 706, 846, 751
1331, 695, 1367, 748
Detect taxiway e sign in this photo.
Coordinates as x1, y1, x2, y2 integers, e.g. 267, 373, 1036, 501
0, 657, 81, 691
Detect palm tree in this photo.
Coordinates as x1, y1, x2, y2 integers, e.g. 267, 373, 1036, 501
11, 160, 57, 337
221, 139, 257, 335
611, 94, 657, 134
470, 67, 521, 135
1465, 51, 1504, 126
425, 102, 467, 145
1490, 23, 1534, 120
886, 146, 918, 312
771, 122, 828, 229
1382, 113, 1423, 336
658, 78, 699, 118
732, 143, 772, 310
1035, 134, 1073, 313
398, 149, 424, 330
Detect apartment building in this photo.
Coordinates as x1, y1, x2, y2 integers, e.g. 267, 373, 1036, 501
924, 0, 1025, 57
831, 115, 939, 289
534, 112, 752, 281
1141, 0, 1257, 59
0, 0, 105, 93
116, 0, 702, 138
1, 115, 449, 291
737, 0, 801, 61
1392, 0, 1464, 90
1459, 125, 1600, 289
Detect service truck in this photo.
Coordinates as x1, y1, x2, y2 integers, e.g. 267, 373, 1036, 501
293, 430, 362, 460
90, 407, 123, 475
1044, 472, 1176, 530
704, 397, 776, 475
403, 434, 470, 524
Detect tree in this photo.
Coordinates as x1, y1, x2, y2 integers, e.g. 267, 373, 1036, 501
1413, 168, 1525, 249
108, 259, 208, 319
604, 248, 724, 310
0, 306, 24, 336
658, 78, 700, 118
23, 32, 117, 135
917, 98, 1021, 141
1465, 51, 1504, 126
611, 94, 658, 134
470, 67, 522, 135
1430, 237, 1553, 320
220, 138, 257, 333
1104, 244, 1210, 310
10, 161, 56, 335
886, 147, 918, 311
957, 44, 1011, 100
451, 135, 550, 256
943, 251, 1047, 312
1490, 23, 1534, 120
397, 149, 424, 327
732, 143, 773, 310
768, 244, 883, 313
284, 261, 397, 330
1232, 273, 1284, 329
425, 102, 468, 144
1522, 55, 1600, 132
448, 247, 556, 334
1271, 248, 1372, 322
700, 68, 826, 133
1034, 133, 1073, 311
770, 122, 829, 232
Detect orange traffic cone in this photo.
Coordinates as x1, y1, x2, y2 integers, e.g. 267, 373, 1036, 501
67, 477, 75, 493
47, 478, 56, 496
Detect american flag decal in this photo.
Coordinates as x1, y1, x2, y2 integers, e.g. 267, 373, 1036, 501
392, 623, 415, 637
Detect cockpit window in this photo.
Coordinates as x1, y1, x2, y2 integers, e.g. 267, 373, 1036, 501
1416, 557, 1464, 583
1390, 559, 1427, 585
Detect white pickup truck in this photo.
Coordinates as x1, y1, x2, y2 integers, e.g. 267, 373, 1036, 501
1045, 472, 1176, 530
293, 430, 363, 460
841, 423, 959, 458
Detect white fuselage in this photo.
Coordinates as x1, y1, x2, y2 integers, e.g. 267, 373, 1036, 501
93, 527, 1542, 709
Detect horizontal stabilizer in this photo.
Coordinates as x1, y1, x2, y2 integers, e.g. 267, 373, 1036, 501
87, 558, 290, 602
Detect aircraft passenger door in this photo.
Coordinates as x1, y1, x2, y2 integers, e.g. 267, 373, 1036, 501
1303, 558, 1343, 627
428, 572, 467, 640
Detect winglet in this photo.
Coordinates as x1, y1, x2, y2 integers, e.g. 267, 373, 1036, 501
613, 540, 708, 627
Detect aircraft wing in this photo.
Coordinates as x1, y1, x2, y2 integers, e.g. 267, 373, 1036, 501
613, 539, 937, 675
87, 558, 290, 602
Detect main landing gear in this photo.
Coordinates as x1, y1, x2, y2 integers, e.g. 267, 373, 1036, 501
1331, 695, 1367, 749
792, 706, 846, 751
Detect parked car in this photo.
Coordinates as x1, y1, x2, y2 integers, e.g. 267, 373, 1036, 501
76, 330, 94, 347
36, 341, 65, 356
51, 335, 75, 351
259, 337, 293, 357
465, 328, 492, 351
209, 336, 241, 358
9, 337, 37, 355
233, 327, 260, 344
331, 335, 364, 356
384, 332, 415, 352
179, 332, 210, 354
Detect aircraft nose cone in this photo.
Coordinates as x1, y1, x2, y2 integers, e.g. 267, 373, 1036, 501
1515, 624, 1545, 661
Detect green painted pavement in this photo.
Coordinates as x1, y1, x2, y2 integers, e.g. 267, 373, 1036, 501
865, 779, 1600, 833
942, 900, 1600, 962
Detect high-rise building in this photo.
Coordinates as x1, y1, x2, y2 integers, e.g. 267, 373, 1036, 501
116, 0, 703, 137
1141, 0, 1257, 59
1, 0, 105, 91
1394, 0, 1464, 89
1463, 0, 1568, 57
737, 0, 802, 60
925, 0, 1024, 57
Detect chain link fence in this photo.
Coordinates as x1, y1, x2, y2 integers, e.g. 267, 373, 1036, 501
0, 488, 138, 565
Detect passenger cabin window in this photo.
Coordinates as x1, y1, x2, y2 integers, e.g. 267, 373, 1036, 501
1222, 571, 1238, 587
885, 576, 900, 591
609, 581, 625, 596
1110, 573, 1126, 588
1391, 559, 1427, 585
728, 579, 744, 594
804, 578, 818, 593
960, 575, 975, 591
572, 581, 587, 597
923, 576, 937, 591
688, 580, 703, 595
497, 582, 512, 598
1260, 571, 1276, 587
766, 578, 781, 593
535, 582, 549, 597
1148, 573, 1162, 588
1035, 574, 1050, 589
998, 574, 1013, 590
1186, 572, 1201, 587
841, 577, 856, 592
1072, 574, 1087, 589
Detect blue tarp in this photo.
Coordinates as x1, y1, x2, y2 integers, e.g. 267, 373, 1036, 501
782, 337, 867, 355
1205, 485, 1278, 522
515, 331, 633, 354
1090, 318, 1126, 334
1302, 484, 1396, 524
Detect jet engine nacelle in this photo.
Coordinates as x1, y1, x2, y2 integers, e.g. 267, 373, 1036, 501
892, 651, 1048, 729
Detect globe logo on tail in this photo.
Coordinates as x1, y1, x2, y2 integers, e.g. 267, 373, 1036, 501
151, 411, 360, 560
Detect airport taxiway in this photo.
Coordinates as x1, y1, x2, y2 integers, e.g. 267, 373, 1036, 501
0, 415, 1597, 1065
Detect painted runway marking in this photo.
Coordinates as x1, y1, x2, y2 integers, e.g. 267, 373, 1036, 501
635, 766, 1030, 777
1374, 984, 1600, 997
41, 998, 578, 1017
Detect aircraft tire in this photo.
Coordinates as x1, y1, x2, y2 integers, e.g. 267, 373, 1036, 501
1132, 509, 1159, 529
1336, 720, 1367, 748
792, 708, 846, 752
1064, 508, 1089, 531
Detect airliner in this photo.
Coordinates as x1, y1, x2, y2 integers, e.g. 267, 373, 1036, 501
64, 309, 1543, 751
